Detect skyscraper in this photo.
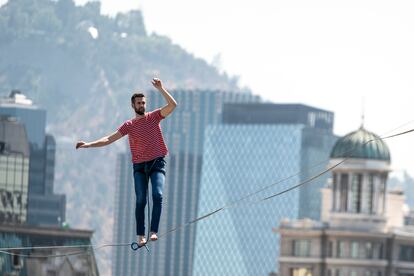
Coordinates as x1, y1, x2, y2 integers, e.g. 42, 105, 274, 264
0, 91, 65, 226
222, 103, 337, 220
192, 103, 337, 275
112, 90, 260, 276
0, 116, 30, 224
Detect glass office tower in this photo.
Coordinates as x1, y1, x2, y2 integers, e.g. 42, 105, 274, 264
193, 103, 337, 275
0, 91, 65, 226
0, 116, 30, 224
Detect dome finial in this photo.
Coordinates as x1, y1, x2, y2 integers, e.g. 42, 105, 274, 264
360, 97, 365, 129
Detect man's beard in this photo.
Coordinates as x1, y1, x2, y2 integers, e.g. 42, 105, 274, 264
135, 107, 145, 115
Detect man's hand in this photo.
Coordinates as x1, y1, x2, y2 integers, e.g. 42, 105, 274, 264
151, 78, 163, 90
76, 141, 89, 149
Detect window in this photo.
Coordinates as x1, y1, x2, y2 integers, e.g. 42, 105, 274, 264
399, 245, 414, 262
339, 174, 349, 212
336, 269, 345, 276
368, 174, 375, 214
12, 254, 21, 268
291, 268, 312, 276
378, 243, 384, 259
351, 241, 359, 258
293, 240, 311, 257
364, 242, 373, 259
327, 240, 333, 257
351, 174, 362, 213
365, 271, 382, 276
327, 269, 333, 276
337, 241, 347, 258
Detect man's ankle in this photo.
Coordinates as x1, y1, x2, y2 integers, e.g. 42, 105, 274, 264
150, 232, 158, 241
138, 235, 147, 245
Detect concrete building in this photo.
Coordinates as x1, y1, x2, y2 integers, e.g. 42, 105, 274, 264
0, 224, 99, 276
277, 126, 414, 276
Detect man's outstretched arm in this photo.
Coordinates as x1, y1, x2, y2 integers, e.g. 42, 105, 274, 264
76, 131, 123, 149
152, 78, 177, 118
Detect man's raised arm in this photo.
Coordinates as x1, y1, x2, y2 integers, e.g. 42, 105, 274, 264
152, 78, 177, 118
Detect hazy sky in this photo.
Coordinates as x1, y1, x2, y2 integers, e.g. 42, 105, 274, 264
2, 0, 413, 175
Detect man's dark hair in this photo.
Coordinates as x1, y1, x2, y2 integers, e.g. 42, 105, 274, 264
131, 93, 145, 104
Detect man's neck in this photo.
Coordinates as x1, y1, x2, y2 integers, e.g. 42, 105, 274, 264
135, 113, 145, 119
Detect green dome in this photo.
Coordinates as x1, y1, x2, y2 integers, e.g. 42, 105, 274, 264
330, 127, 391, 161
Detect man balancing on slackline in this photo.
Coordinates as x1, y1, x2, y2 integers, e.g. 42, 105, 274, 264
76, 78, 177, 247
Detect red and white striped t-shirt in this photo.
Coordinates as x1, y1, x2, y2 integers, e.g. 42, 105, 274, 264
117, 109, 168, 163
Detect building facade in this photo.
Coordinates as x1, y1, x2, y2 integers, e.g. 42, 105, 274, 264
0, 224, 99, 276
0, 91, 65, 226
0, 116, 30, 224
277, 126, 414, 276
192, 104, 337, 275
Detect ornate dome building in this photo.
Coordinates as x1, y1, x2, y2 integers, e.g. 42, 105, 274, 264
327, 126, 392, 230
276, 126, 414, 276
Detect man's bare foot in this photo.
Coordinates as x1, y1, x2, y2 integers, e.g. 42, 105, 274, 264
138, 235, 147, 246
150, 232, 158, 241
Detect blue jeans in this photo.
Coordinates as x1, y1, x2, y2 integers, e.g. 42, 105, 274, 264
133, 156, 166, 236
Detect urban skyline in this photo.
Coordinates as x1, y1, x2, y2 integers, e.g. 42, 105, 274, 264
1, 1, 414, 274
0, 89, 410, 274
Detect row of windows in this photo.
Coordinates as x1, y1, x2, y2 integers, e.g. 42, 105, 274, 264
292, 240, 383, 259
292, 239, 414, 263
327, 269, 382, 276
0, 156, 29, 162
290, 268, 383, 276
0, 193, 28, 216
0, 211, 27, 224
331, 240, 383, 259
0, 164, 29, 171
332, 172, 386, 214
0, 169, 29, 186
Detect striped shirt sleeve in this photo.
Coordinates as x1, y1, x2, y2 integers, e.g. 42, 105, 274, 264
151, 108, 165, 122
117, 120, 132, 136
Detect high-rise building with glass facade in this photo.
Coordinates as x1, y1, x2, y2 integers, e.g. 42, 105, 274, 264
0, 91, 65, 226
222, 103, 337, 220
0, 116, 30, 224
112, 90, 260, 276
192, 103, 337, 275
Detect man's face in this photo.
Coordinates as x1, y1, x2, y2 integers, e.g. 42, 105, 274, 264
132, 97, 146, 115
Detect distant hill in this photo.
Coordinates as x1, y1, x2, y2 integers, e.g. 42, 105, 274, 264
0, 0, 246, 275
